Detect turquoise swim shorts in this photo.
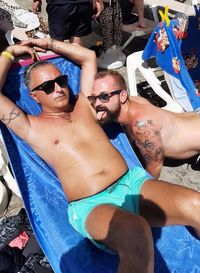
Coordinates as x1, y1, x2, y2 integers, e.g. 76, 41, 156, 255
68, 167, 151, 253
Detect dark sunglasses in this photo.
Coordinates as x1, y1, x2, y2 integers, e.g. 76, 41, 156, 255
31, 75, 68, 95
87, 90, 123, 105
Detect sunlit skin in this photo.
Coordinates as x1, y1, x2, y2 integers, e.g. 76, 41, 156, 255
1, 40, 200, 273
24, 64, 128, 202
93, 74, 200, 179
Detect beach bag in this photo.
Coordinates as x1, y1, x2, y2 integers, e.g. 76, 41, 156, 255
0, 208, 53, 273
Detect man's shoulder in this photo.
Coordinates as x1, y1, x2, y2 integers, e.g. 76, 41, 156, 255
131, 96, 151, 105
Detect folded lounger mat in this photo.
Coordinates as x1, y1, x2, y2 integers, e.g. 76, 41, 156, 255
142, 6, 200, 111
1, 53, 200, 273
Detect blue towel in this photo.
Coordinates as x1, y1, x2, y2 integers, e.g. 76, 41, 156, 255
142, 12, 200, 110
1, 55, 200, 273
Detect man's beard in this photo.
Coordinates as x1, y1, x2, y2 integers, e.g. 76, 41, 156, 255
96, 105, 120, 126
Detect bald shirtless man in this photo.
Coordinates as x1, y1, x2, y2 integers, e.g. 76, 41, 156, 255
1, 39, 200, 273
91, 70, 200, 179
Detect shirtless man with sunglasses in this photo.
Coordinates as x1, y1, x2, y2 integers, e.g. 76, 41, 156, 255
29, 74, 68, 94
91, 70, 200, 179
1, 38, 200, 273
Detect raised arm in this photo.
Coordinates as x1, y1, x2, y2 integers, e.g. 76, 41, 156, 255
131, 118, 164, 179
0, 45, 38, 141
21, 38, 97, 97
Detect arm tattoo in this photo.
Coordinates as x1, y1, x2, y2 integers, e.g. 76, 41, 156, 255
133, 119, 164, 164
136, 119, 153, 129
143, 146, 164, 163
143, 139, 154, 149
50, 38, 61, 51
155, 130, 161, 137
1, 108, 21, 125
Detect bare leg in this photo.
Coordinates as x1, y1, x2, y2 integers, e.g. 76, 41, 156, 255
86, 204, 154, 273
69, 36, 83, 46
140, 179, 200, 236
130, 0, 146, 28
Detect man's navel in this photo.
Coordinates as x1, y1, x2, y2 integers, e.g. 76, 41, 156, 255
54, 139, 60, 145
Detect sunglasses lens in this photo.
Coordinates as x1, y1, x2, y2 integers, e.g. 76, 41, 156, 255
88, 96, 96, 105
87, 93, 109, 105
99, 94, 109, 103
57, 76, 68, 88
87, 90, 122, 105
42, 82, 55, 95
39, 75, 68, 95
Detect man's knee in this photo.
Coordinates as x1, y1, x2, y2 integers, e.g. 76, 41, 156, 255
100, 210, 153, 255
118, 215, 153, 252
117, 215, 154, 272
184, 191, 200, 219
86, 205, 153, 249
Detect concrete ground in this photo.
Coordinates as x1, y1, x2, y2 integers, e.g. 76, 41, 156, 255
0, 0, 200, 221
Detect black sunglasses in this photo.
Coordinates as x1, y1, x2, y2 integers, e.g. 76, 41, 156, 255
31, 75, 68, 95
87, 90, 123, 105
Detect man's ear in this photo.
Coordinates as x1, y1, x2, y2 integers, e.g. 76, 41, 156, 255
30, 92, 40, 103
120, 89, 129, 104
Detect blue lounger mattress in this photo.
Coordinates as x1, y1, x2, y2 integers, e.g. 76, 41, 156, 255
1, 54, 200, 273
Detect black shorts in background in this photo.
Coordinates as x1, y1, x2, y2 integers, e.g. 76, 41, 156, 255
47, 2, 92, 40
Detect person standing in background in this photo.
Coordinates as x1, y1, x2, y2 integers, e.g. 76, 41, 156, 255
97, 0, 126, 69
120, 0, 146, 28
32, 0, 103, 45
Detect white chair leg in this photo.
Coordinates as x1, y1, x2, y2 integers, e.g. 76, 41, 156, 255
0, 180, 8, 216
126, 51, 140, 95
149, 5, 160, 23
0, 136, 21, 198
121, 30, 145, 52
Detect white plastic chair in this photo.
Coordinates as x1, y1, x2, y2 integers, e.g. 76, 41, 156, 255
0, 180, 8, 216
0, 135, 21, 197
144, 0, 196, 22
0, 133, 21, 215
126, 50, 184, 112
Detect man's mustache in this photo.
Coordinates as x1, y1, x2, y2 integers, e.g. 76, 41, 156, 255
95, 105, 108, 112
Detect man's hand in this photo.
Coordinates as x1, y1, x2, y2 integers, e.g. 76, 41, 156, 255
22, 38, 97, 97
32, 0, 42, 13
21, 38, 52, 53
6, 44, 41, 61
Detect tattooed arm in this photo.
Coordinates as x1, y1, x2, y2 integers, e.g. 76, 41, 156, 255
21, 38, 97, 97
0, 45, 38, 140
132, 119, 164, 179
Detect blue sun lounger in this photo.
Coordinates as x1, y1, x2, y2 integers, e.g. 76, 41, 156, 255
1, 54, 200, 273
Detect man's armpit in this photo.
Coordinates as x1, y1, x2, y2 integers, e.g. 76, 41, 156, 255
0, 108, 22, 125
